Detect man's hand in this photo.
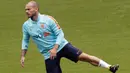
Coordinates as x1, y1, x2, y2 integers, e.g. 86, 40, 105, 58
49, 44, 59, 60
49, 48, 57, 60
20, 49, 27, 68
20, 56, 25, 67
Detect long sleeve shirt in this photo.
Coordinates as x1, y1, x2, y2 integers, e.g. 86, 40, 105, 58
22, 13, 68, 60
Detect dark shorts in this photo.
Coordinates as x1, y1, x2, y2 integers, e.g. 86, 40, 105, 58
45, 43, 82, 73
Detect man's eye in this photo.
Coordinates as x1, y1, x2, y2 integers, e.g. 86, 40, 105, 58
25, 9, 30, 11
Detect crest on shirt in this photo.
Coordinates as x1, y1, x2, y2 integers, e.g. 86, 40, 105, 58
44, 32, 50, 37
41, 24, 44, 28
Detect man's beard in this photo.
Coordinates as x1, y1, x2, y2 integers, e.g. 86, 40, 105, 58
30, 12, 36, 20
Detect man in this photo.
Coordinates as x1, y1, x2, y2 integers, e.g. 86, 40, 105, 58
20, 1, 119, 73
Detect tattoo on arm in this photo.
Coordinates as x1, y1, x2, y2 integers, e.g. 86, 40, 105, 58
21, 49, 27, 57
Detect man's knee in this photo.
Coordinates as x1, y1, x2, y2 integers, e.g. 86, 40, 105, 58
78, 52, 100, 62
78, 52, 92, 61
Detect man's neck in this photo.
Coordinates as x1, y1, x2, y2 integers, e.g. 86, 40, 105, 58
31, 13, 39, 21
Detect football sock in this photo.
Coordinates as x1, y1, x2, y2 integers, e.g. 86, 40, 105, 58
98, 60, 111, 69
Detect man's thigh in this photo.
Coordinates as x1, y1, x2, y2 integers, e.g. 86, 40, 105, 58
62, 43, 82, 63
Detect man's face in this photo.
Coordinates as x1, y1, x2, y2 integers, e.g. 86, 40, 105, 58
25, 4, 37, 18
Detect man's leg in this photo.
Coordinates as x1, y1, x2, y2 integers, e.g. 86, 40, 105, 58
45, 49, 64, 73
78, 52, 119, 73
45, 58, 62, 73
61, 43, 119, 73
78, 52, 110, 68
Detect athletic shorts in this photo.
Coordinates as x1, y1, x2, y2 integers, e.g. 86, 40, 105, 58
45, 43, 82, 73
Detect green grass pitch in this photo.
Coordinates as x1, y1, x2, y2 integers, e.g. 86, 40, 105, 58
0, 0, 130, 73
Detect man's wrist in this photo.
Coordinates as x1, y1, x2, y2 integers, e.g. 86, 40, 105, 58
21, 49, 27, 57
53, 44, 59, 50
21, 55, 25, 57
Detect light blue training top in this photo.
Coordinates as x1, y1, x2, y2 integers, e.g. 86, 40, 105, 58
22, 13, 68, 60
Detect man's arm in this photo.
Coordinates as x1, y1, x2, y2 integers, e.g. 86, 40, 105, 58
20, 49, 27, 67
48, 16, 64, 59
48, 16, 64, 45
20, 24, 30, 67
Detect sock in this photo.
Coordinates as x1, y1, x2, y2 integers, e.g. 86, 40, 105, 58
98, 60, 111, 69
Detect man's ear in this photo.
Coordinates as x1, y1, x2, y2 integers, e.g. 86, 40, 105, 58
36, 7, 39, 11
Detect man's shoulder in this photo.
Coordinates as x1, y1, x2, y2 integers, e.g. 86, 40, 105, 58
40, 14, 50, 20
40, 14, 54, 20
41, 14, 58, 26
39, 14, 54, 24
23, 19, 30, 26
